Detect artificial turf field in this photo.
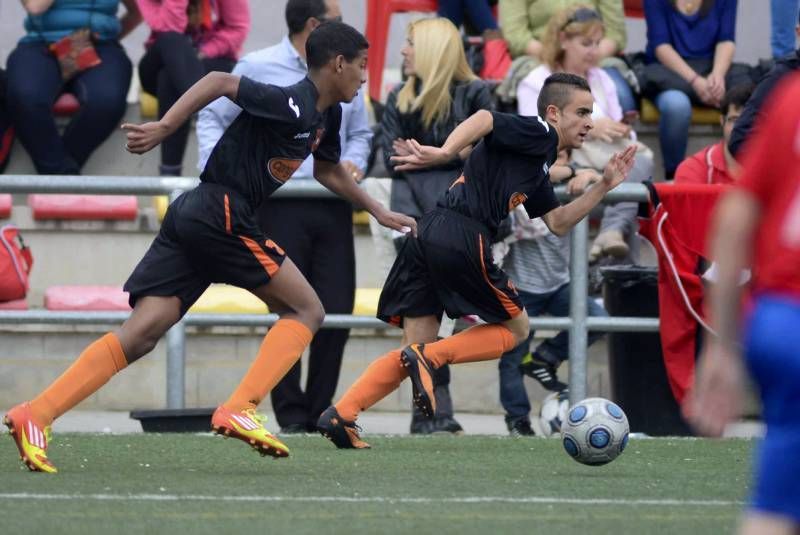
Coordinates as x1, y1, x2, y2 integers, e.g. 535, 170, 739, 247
1, 433, 753, 534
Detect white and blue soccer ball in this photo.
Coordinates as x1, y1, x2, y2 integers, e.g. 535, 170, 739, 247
538, 390, 569, 437
560, 397, 629, 466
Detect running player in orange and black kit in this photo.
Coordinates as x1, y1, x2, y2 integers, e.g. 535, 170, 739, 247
3, 22, 416, 473
318, 73, 636, 449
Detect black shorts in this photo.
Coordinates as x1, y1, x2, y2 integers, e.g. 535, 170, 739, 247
124, 183, 285, 314
377, 208, 523, 327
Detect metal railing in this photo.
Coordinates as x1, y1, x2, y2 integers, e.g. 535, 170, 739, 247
0, 175, 657, 406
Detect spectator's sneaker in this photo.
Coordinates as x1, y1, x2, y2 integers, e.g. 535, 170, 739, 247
3, 403, 57, 473
279, 423, 307, 435
508, 418, 536, 437
400, 344, 437, 418
433, 416, 464, 435
520, 352, 567, 392
410, 416, 435, 435
317, 406, 370, 449
211, 406, 290, 458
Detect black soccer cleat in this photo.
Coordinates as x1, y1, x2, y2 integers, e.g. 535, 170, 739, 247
317, 406, 370, 449
519, 351, 567, 392
400, 344, 437, 418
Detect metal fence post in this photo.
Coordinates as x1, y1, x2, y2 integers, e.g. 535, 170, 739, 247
568, 217, 589, 405
166, 320, 186, 409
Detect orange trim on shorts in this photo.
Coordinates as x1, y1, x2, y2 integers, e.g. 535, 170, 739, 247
239, 235, 280, 277
224, 194, 231, 234
477, 234, 522, 318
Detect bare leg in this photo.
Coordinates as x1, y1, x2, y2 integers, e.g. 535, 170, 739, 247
740, 513, 799, 535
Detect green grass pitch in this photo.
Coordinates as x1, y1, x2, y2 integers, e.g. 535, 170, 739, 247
1, 433, 754, 534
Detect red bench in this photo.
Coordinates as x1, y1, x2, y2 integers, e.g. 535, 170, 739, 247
0, 194, 11, 219
0, 299, 28, 310
45, 286, 131, 311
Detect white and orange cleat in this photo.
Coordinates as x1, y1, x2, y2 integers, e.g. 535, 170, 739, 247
211, 406, 290, 458
4, 403, 57, 474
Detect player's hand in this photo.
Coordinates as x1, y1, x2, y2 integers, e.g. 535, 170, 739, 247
601, 145, 636, 189
341, 160, 364, 182
567, 169, 602, 195
376, 208, 418, 237
122, 121, 170, 154
683, 339, 745, 437
390, 139, 449, 171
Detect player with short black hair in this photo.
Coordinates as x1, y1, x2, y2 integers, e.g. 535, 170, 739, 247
536, 72, 592, 116
3, 22, 416, 473
318, 73, 635, 449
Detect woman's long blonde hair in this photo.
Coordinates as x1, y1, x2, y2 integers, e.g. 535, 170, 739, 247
396, 17, 478, 129
540, 5, 605, 70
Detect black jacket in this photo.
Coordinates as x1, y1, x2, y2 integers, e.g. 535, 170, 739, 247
729, 50, 800, 157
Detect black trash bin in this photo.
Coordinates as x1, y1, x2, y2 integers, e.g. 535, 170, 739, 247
601, 266, 693, 436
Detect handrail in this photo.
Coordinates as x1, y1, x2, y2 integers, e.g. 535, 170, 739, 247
0, 175, 655, 407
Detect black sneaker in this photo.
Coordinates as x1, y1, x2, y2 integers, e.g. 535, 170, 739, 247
508, 419, 536, 437
519, 351, 567, 392
433, 416, 464, 434
400, 344, 437, 417
409, 416, 435, 434
317, 406, 370, 449
279, 423, 308, 434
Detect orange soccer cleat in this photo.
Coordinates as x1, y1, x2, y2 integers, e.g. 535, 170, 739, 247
4, 403, 58, 474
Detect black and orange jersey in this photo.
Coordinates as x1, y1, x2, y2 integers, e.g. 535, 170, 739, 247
437, 111, 559, 235
201, 76, 341, 207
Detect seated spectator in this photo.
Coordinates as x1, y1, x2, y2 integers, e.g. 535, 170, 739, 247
0, 68, 13, 173
137, 0, 249, 176
6, 0, 141, 175
675, 83, 753, 185
771, 0, 799, 59
517, 5, 654, 263
380, 17, 494, 434
498, 0, 635, 111
438, 0, 510, 79
637, 0, 755, 180
729, 12, 800, 158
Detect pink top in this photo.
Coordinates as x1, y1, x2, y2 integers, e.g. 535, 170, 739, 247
517, 65, 623, 122
137, 0, 250, 59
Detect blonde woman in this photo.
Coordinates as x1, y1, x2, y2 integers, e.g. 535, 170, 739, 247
517, 5, 653, 263
379, 17, 493, 434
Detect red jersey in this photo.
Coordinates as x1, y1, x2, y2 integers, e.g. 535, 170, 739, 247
737, 73, 800, 298
674, 141, 736, 185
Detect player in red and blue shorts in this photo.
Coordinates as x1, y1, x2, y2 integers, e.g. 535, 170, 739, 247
686, 73, 800, 535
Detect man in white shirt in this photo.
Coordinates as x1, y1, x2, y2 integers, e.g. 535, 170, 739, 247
196, 0, 372, 434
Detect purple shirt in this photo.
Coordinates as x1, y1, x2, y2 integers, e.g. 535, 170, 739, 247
644, 0, 737, 62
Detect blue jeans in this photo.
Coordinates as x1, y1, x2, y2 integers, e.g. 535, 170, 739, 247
604, 66, 637, 113
6, 40, 132, 174
498, 283, 607, 423
771, 0, 800, 58
438, 0, 498, 32
654, 89, 692, 176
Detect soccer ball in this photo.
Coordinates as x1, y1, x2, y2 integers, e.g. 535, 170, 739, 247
538, 390, 569, 437
560, 397, 629, 466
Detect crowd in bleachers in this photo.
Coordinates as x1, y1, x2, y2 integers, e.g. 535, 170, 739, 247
0, 0, 798, 436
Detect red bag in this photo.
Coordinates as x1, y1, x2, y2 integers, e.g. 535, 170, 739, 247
0, 224, 33, 302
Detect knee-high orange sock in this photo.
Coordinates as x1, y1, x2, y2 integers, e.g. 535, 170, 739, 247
335, 349, 408, 421
423, 324, 517, 368
223, 318, 312, 412
29, 333, 128, 426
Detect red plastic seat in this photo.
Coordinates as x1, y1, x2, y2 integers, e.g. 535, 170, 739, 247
45, 286, 131, 311
623, 0, 644, 18
366, 0, 438, 102
28, 194, 138, 221
0, 299, 28, 310
53, 93, 81, 116
0, 194, 11, 219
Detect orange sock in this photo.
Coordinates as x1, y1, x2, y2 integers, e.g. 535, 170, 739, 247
223, 318, 312, 412
335, 349, 408, 421
29, 332, 128, 426
423, 324, 517, 368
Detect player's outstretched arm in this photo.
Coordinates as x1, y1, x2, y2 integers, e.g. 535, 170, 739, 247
542, 145, 635, 236
391, 109, 494, 171
123, 72, 241, 154
683, 189, 760, 437
314, 160, 418, 237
